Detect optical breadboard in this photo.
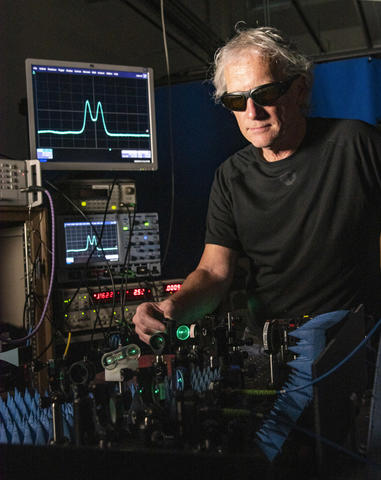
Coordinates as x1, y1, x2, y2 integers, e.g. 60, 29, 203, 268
0, 160, 42, 207
57, 279, 183, 332
57, 212, 161, 283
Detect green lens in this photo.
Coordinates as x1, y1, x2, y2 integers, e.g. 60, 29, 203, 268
176, 325, 190, 341
127, 345, 140, 358
106, 356, 114, 365
150, 333, 166, 353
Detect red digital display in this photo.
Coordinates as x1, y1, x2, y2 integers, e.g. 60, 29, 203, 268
164, 283, 182, 293
93, 290, 115, 301
92, 288, 150, 303
132, 288, 146, 296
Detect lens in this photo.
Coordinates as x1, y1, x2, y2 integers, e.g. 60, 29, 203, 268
126, 344, 141, 359
221, 94, 246, 112
176, 325, 190, 341
253, 84, 283, 106
150, 332, 167, 354
68, 360, 95, 385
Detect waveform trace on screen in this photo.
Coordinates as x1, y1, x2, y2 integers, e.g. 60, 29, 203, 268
38, 100, 150, 138
66, 234, 118, 254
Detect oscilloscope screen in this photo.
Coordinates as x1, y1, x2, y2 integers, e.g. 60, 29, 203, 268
25, 59, 158, 171
64, 220, 119, 265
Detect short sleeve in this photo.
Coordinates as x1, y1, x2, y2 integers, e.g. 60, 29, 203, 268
205, 164, 242, 251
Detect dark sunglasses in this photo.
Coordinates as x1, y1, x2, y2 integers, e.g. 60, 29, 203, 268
220, 75, 299, 112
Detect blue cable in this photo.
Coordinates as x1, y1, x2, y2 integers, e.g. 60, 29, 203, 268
279, 316, 381, 394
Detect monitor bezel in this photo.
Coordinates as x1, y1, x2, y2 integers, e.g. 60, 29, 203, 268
25, 58, 158, 171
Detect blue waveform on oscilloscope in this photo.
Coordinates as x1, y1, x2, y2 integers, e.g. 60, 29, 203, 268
38, 100, 150, 138
67, 235, 117, 254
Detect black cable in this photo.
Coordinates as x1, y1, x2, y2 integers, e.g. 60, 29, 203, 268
122, 203, 137, 269
22, 293, 32, 332
159, 0, 176, 270
114, 203, 137, 336
44, 180, 116, 290
28, 293, 58, 363
89, 292, 107, 348
23, 212, 45, 333
86, 177, 118, 346
25, 237, 44, 332
279, 317, 381, 394
119, 0, 208, 65
0, 187, 55, 345
62, 285, 81, 332
45, 179, 117, 342
32, 336, 54, 362
84, 177, 117, 272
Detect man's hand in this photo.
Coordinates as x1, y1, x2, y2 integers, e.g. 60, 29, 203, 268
133, 244, 238, 344
132, 299, 174, 344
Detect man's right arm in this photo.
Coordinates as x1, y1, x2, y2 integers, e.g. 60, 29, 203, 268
132, 243, 238, 344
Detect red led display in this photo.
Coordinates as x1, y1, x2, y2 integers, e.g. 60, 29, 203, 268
92, 288, 150, 303
132, 288, 146, 296
164, 283, 182, 293
93, 290, 115, 301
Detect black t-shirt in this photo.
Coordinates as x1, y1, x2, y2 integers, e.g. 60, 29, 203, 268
205, 117, 381, 322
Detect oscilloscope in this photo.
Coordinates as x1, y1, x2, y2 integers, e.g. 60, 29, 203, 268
56, 212, 161, 283
25, 59, 158, 172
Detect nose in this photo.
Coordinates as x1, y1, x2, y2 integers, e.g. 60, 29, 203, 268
245, 97, 264, 119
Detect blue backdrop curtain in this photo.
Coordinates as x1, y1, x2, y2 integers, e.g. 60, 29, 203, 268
310, 56, 381, 124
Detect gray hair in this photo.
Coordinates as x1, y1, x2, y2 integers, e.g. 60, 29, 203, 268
212, 26, 313, 100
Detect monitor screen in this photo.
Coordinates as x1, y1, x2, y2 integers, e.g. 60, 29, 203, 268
64, 219, 119, 265
25, 59, 158, 171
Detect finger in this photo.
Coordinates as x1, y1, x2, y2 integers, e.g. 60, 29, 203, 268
133, 303, 166, 335
134, 325, 152, 345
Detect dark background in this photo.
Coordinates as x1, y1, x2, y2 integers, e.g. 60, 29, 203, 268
2, 0, 381, 278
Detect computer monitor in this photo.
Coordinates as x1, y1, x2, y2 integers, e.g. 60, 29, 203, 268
25, 59, 158, 171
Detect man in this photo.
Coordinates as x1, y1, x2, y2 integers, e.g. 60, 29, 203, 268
133, 26, 381, 345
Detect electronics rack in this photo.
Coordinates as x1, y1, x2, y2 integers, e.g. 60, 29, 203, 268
56, 278, 183, 333
54, 179, 137, 214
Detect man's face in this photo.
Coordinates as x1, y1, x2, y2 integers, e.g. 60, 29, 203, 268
224, 51, 306, 155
